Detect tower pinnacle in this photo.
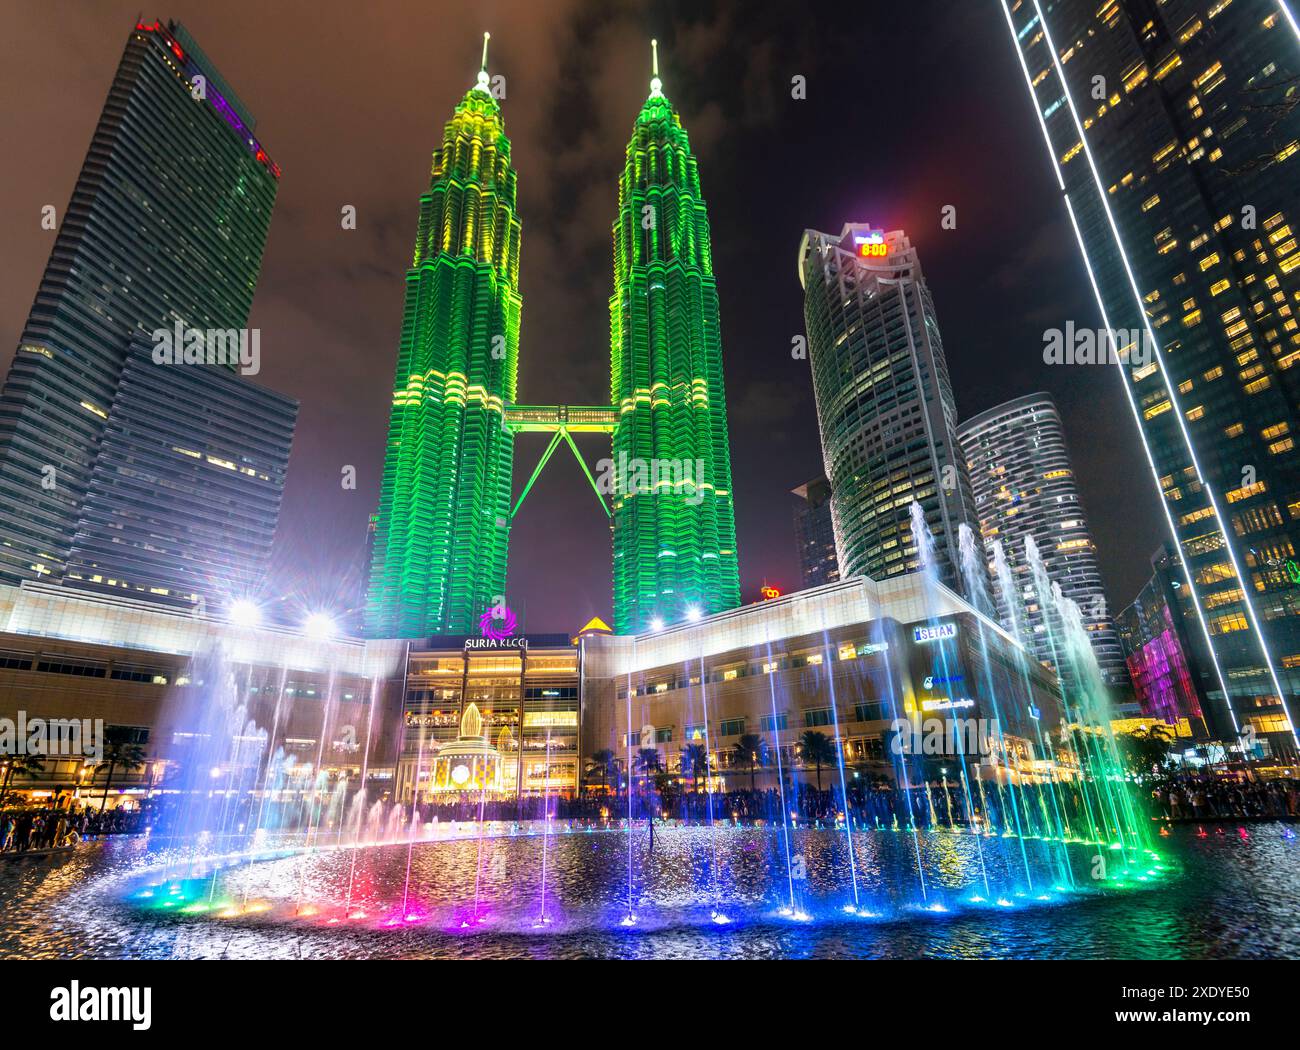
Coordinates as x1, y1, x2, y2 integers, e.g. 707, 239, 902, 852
474, 31, 491, 93
649, 38, 662, 97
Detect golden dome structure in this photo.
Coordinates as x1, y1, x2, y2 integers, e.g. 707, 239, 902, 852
429, 702, 503, 793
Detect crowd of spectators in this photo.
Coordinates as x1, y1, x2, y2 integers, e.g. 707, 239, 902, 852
0, 801, 146, 855
404, 770, 1300, 830
1150, 773, 1300, 821
2, 768, 1296, 854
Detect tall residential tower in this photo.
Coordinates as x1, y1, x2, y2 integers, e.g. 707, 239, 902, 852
959, 392, 1127, 692
797, 225, 981, 593
792, 476, 841, 589
1002, 0, 1300, 751
609, 45, 740, 633
366, 39, 522, 638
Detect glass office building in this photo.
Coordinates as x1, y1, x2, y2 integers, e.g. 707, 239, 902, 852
63, 339, 296, 609
792, 476, 841, 589
1116, 541, 1214, 738
0, 20, 290, 611
1001, 0, 1300, 754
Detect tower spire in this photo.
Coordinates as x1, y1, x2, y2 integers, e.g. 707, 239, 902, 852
649, 38, 663, 97
474, 31, 491, 93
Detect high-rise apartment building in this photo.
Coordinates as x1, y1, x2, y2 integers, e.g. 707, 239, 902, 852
792, 476, 840, 589
0, 19, 292, 610
797, 225, 982, 593
1001, 0, 1300, 753
959, 392, 1127, 691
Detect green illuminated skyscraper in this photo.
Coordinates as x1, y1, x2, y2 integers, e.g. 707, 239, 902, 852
366, 38, 521, 637
609, 44, 740, 633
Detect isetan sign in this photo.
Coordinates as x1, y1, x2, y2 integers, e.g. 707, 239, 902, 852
912, 623, 957, 644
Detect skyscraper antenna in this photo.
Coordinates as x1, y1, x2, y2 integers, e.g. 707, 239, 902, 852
474, 32, 492, 93
649, 38, 663, 96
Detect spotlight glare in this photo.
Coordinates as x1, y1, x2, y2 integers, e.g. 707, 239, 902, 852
228, 598, 262, 628
303, 612, 337, 640
649, 617, 664, 632
686, 605, 702, 622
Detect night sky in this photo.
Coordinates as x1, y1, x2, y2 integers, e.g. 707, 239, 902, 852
0, 0, 1167, 634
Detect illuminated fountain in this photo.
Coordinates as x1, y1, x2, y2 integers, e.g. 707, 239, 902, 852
113, 512, 1171, 941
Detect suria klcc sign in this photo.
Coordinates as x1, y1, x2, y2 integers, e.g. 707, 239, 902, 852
913, 622, 957, 643
464, 636, 527, 651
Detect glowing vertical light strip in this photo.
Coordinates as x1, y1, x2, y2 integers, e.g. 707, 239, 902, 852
999, 0, 1236, 732
764, 634, 797, 913
1016, 0, 1296, 746
1027, 0, 1294, 745
1278, 1, 1300, 41
623, 659, 635, 925
1056, 194, 1236, 734
697, 653, 725, 920
821, 631, 860, 909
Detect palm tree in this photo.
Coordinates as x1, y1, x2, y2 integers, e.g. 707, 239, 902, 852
1119, 724, 1175, 775
95, 729, 147, 813
732, 734, 767, 792
585, 749, 617, 793
0, 754, 47, 808
653, 770, 680, 811
633, 747, 661, 791
799, 729, 836, 791
679, 742, 709, 793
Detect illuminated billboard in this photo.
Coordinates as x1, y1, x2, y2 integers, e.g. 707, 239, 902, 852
854, 231, 887, 259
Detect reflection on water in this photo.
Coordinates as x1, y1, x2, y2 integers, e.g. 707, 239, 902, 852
1, 825, 1297, 959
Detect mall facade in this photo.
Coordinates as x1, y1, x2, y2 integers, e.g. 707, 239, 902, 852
394, 634, 582, 801
0, 574, 1066, 807
583, 576, 1066, 791
0, 582, 407, 808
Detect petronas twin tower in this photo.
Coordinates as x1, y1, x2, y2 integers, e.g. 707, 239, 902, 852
365, 39, 739, 638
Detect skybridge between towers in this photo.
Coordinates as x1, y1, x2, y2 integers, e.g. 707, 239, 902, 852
504, 404, 617, 520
